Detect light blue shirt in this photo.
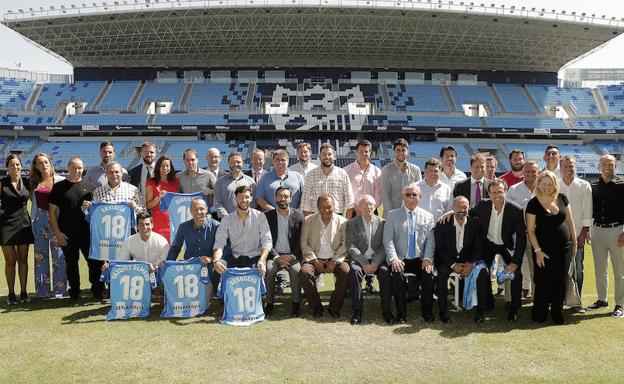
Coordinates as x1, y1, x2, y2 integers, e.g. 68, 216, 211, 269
383, 205, 435, 263
255, 169, 304, 210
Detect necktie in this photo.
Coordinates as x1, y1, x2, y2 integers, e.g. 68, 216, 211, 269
254, 172, 260, 183
408, 211, 416, 258
147, 165, 154, 179
475, 181, 482, 205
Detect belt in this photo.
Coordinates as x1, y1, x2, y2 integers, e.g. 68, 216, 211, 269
594, 222, 622, 228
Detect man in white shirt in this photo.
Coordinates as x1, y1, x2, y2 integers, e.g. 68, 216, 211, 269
438, 145, 467, 189
114, 212, 169, 268
506, 161, 539, 299
543, 145, 561, 177
289, 142, 318, 177
558, 155, 592, 303
417, 158, 452, 221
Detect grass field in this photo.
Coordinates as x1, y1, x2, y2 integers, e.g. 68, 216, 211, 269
1, 245, 623, 383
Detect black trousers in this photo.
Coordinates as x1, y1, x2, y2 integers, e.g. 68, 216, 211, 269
389, 258, 434, 318
436, 264, 492, 316
61, 227, 104, 297
487, 241, 523, 314
350, 261, 390, 311
532, 247, 568, 323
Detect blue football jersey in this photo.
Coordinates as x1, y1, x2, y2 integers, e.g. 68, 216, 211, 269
159, 191, 205, 241
159, 258, 210, 318
100, 260, 156, 321
217, 267, 266, 326
87, 201, 136, 261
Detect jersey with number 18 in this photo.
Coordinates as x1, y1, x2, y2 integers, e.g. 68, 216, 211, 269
100, 260, 157, 320
159, 191, 205, 241
87, 201, 136, 261
218, 268, 266, 326
159, 258, 210, 318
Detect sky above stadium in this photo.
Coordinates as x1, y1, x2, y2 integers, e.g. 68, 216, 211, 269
0, 0, 622, 75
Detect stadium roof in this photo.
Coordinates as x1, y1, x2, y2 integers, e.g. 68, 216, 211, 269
3, 0, 624, 72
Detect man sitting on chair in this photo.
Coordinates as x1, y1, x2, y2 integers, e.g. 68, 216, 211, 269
434, 196, 489, 324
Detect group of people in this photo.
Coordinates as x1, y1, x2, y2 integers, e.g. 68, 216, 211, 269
1, 138, 623, 326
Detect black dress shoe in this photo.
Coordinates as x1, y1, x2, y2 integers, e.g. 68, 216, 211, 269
475, 311, 485, 324
439, 313, 450, 324
264, 303, 274, 318
423, 314, 435, 323
350, 310, 362, 325
397, 313, 407, 324
290, 302, 301, 318
312, 306, 324, 318
382, 311, 396, 324
507, 311, 518, 322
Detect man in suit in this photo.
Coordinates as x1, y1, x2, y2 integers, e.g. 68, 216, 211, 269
206, 148, 227, 179
263, 186, 305, 318
434, 196, 489, 323
129, 142, 157, 202
244, 148, 268, 184
299, 194, 350, 318
470, 179, 526, 321
382, 183, 435, 323
346, 194, 386, 325
453, 153, 488, 208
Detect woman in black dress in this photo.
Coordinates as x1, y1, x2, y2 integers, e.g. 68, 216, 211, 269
525, 171, 576, 325
0, 154, 34, 304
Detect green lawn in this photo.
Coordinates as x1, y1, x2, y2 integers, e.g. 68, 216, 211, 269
0, 245, 623, 383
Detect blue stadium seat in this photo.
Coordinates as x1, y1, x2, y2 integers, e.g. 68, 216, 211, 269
527, 85, 599, 115
34, 81, 106, 112
386, 84, 450, 112
494, 84, 537, 114
448, 85, 500, 113
99, 81, 139, 112
135, 81, 186, 112
187, 83, 248, 111
0, 77, 34, 111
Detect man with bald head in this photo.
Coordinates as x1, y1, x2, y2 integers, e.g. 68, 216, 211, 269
589, 154, 624, 317
433, 196, 487, 323
299, 194, 350, 318
206, 147, 227, 179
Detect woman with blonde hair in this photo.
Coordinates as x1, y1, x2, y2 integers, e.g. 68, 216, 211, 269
30, 153, 67, 298
525, 170, 576, 324
1, 154, 34, 304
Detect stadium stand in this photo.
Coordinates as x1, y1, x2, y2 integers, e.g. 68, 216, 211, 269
448, 84, 501, 113
0, 114, 56, 125
134, 81, 186, 112
485, 117, 567, 129
186, 82, 248, 111
34, 81, 106, 112
492, 84, 537, 114
386, 84, 450, 113
598, 84, 624, 114
0, 77, 34, 111
98, 81, 140, 112
64, 114, 148, 126
527, 85, 599, 116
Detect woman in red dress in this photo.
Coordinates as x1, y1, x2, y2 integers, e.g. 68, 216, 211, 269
145, 156, 180, 243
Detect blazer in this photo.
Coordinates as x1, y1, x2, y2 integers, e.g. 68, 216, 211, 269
265, 208, 304, 261
383, 206, 435, 263
129, 164, 144, 189
300, 213, 348, 263
346, 215, 385, 267
433, 215, 483, 270
453, 177, 489, 205
470, 200, 526, 266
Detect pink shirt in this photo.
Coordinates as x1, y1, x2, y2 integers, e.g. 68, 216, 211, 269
344, 161, 382, 208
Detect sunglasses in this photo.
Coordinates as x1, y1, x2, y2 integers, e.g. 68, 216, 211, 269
404, 193, 420, 198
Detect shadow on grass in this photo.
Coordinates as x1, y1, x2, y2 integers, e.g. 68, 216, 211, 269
0, 291, 111, 314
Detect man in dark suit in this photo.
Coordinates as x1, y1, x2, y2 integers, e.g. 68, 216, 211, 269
470, 179, 526, 321
453, 153, 489, 208
129, 142, 157, 202
434, 196, 489, 323
244, 148, 268, 183
264, 186, 304, 318
346, 195, 386, 325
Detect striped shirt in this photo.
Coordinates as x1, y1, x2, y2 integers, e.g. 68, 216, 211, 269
344, 161, 382, 208
92, 181, 145, 212
301, 165, 355, 215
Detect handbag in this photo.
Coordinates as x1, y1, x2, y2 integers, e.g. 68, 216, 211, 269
564, 250, 582, 307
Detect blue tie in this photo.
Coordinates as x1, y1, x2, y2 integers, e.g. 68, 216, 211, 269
408, 211, 416, 259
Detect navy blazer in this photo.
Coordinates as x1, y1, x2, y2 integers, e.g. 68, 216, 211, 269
469, 200, 526, 266
129, 164, 143, 189
264, 208, 304, 261
433, 215, 483, 269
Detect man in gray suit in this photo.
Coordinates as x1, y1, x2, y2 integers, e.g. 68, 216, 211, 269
382, 183, 436, 323
346, 195, 386, 325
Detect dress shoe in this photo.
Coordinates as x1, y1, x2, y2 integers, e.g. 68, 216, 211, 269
290, 302, 301, 318
328, 308, 340, 319
264, 303, 274, 318
397, 313, 407, 324
587, 300, 609, 310
507, 311, 518, 322
423, 314, 435, 323
439, 313, 450, 324
312, 305, 323, 318
382, 311, 396, 324
613, 305, 624, 318
552, 315, 565, 325
475, 311, 485, 324
350, 310, 362, 325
